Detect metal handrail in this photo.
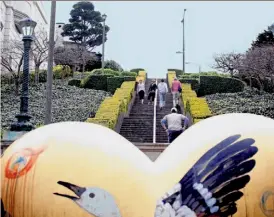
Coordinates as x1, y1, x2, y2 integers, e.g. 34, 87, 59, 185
153, 79, 158, 143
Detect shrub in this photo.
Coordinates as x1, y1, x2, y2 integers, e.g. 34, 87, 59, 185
121, 71, 137, 77
123, 76, 136, 81
186, 97, 212, 119
181, 84, 197, 110
136, 71, 147, 82
86, 81, 135, 130
198, 76, 245, 96
167, 71, 177, 88
107, 76, 125, 94
68, 79, 81, 87
53, 65, 72, 79
91, 68, 120, 76
104, 60, 123, 72
80, 74, 114, 91
179, 78, 199, 91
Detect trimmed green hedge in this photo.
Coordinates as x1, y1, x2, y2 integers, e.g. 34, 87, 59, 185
81, 74, 114, 91
198, 76, 245, 96
68, 79, 81, 87
168, 68, 183, 77
107, 76, 136, 93
179, 78, 199, 91
91, 68, 120, 76
107, 77, 125, 93
121, 71, 137, 76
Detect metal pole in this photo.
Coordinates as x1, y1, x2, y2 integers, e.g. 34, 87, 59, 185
44, 1, 56, 125
182, 9, 186, 74
199, 65, 201, 73
101, 19, 106, 73
10, 36, 34, 131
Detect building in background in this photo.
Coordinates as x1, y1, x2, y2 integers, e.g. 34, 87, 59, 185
0, 1, 48, 73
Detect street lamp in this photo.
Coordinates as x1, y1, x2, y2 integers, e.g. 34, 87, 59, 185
101, 14, 107, 73
186, 62, 201, 73
181, 9, 187, 73
10, 18, 36, 131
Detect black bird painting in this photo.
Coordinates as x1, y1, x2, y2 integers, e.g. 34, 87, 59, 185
154, 134, 258, 217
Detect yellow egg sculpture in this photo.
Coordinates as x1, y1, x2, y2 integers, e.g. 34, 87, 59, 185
1, 113, 274, 217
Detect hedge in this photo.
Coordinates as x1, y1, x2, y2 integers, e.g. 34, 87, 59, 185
179, 78, 199, 91
91, 68, 120, 76
167, 69, 183, 77
68, 79, 81, 87
167, 71, 177, 88
80, 74, 114, 91
136, 71, 147, 82
130, 68, 145, 73
181, 83, 212, 125
86, 81, 135, 130
121, 71, 137, 77
107, 77, 125, 94
198, 76, 245, 96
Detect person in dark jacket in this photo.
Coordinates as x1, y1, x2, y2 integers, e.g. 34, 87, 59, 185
148, 79, 157, 105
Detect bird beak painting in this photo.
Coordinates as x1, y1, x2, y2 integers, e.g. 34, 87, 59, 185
54, 181, 86, 201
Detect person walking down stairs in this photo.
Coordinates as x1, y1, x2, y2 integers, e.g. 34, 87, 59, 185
171, 77, 182, 107
157, 79, 168, 110
148, 79, 157, 105
161, 107, 189, 143
137, 79, 145, 104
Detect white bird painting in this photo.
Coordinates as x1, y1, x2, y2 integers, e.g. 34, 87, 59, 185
54, 181, 121, 217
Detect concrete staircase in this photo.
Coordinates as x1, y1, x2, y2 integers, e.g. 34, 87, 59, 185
119, 79, 154, 143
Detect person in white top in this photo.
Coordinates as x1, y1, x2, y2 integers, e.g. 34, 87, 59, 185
137, 79, 145, 104
157, 79, 168, 110
161, 107, 189, 143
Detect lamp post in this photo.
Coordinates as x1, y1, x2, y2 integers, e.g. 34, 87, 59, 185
10, 18, 37, 132
101, 14, 107, 73
182, 9, 187, 73
186, 62, 201, 73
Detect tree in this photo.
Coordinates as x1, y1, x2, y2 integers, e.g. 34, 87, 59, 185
1, 39, 24, 94
237, 46, 274, 90
104, 60, 123, 71
213, 52, 243, 76
61, 1, 110, 73
251, 28, 274, 48
31, 29, 49, 84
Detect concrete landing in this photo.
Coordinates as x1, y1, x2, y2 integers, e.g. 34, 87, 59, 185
134, 143, 169, 161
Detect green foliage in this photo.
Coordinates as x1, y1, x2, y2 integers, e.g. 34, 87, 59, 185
251, 29, 274, 48
61, 2, 110, 49
53, 65, 72, 79
91, 68, 120, 76
80, 74, 114, 91
104, 60, 123, 72
121, 71, 137, 77
30, 70, 47, 83
198, 76, 245, 96
130, 68, 145, 73
179, 78, 199, 91
106, 76, 136, 93
107, 76, 125, 93
123, 76, 136, 81
68, 79, 81, 87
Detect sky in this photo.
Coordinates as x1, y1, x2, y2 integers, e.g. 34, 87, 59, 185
43, 1, 274, 78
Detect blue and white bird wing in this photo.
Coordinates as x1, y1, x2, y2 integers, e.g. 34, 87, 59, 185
162, 134, 258, 217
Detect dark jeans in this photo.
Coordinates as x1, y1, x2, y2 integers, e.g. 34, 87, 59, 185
148, 92, 155, 101
168, 130, 183, 143
138, 90, 145, 100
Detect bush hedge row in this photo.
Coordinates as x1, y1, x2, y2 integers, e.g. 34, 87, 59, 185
80, 74, 114, 91
179, 78, 199, 91
198, 76, 245, 96
86, 81, 136, 130
181, 83, 212, 124
167, 71, 177, 88
107, 76, 135, 94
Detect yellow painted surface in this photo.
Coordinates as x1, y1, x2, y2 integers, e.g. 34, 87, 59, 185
1, 114, 274, 217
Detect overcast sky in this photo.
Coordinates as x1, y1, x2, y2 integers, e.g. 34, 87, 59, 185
43, 1, 274, 78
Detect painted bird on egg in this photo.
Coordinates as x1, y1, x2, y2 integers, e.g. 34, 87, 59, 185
154, 134, 258, 217
54, 181, 122, 217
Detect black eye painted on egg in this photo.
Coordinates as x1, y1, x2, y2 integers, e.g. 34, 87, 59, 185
89, 193, 95, 198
